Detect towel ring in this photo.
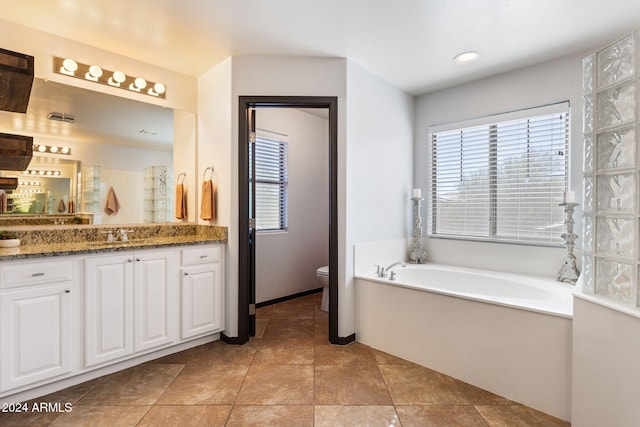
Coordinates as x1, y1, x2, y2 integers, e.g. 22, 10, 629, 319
177, 172, 186, 184
202, 166, 214, 181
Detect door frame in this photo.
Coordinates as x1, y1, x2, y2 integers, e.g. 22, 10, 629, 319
226, 95, 351, 345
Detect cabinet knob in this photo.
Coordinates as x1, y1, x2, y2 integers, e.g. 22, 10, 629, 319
136, 257, 141, 262
65, 289, 71, 293
184, 272, 189, 276
127, 258, 133, 263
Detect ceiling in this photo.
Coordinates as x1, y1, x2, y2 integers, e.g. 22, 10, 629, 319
2, 0, 640, 96
2, 1, 640, 152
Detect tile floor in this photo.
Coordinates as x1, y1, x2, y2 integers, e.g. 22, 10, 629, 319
0, 292, 570, 426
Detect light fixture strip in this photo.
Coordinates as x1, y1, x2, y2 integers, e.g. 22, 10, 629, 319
35, 144, 71, 155
23, 169, 62, 177
53, 57, 167, 99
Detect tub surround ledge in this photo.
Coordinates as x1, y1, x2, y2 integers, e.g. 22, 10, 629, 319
0, 223, 227, 260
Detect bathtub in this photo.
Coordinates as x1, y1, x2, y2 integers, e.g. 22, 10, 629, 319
355, 263, 573, 421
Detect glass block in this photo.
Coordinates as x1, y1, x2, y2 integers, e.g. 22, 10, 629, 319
582, 215, 593, 252
596, 216, 634, 258
583, 54, 594, 94
583, 176, 594, 213
594, 257, 634, 306
583, 96, 593, 133
596, 173, 635, 213
584, 137, 593, 173
582, 255, 593, 292
596, 33, 636, 88
596, 126, 636, 170
596, 80, 636, 130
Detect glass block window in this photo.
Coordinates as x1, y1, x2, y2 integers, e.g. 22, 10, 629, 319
582, 31, 640, 309
429, 102, 569, 245
250, 134, 288, 231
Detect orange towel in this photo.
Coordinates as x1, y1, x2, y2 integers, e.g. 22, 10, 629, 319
58, 198, 66, 213
0, 192, 6, 213
200, 180, 216, 221
175, 183, 187, 219
68, 199, 75, 215
104, 186, 120, 216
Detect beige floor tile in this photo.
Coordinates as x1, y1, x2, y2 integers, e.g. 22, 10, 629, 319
227, 405, 314, 426
474, 404, 570, 426
254, 318, 269, 338
0, 409, 62, 427
315, 363, 393, 405
379, 364, 468, 405
236, 364, 314, 405
314, 341, 378, 366
179, 340, 257, 374
396, 405, 488, 427
261, 318, 315, 341
370, 348, 415, 365
156, 365, 248, 404
315, 405, 402, 427
252, 337, 314, 364
454, 379, 513, 406
50, 405, 150, 427
77, 364, 183, 406
138, 404, 232, 426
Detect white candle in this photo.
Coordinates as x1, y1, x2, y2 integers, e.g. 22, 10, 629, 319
413, 188, 421, 198
564, 191, 576, 203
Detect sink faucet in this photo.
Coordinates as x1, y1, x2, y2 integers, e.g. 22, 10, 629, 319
378, 261, 406, 278
118, 229, 133, 241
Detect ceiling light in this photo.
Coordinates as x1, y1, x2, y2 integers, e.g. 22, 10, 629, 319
454, 51, 479, 64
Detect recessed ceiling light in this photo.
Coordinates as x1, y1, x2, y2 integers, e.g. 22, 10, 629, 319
454, 51, 479, 64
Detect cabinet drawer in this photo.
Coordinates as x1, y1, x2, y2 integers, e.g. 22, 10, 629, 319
182, 245, 222, 265
0, 260, 73, 288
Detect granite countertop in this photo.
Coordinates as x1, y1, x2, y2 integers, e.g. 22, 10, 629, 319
0, 224, 227, 261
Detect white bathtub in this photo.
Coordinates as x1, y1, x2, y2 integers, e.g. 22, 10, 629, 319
355, 263, 573, 421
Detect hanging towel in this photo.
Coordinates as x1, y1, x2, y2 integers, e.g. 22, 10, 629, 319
200, 179, 216, 221
104, 186, 121, 216
68, 199, 75, 215
175, 183, 187, 219
58, 198, 66, 213
0, 191, 6, 213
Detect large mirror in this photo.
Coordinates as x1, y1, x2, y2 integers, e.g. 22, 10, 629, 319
0, 78, 182, 225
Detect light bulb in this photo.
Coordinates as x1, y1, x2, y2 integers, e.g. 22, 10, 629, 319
61, 58, 78, 75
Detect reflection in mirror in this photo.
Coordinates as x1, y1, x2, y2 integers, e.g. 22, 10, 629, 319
0, 78, 180, 225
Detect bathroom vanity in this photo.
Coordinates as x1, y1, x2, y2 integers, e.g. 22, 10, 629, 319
0, 224, 226, 402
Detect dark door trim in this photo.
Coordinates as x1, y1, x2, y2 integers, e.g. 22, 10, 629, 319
222, 95, 352, 345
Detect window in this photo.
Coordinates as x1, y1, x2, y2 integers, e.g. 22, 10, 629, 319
429, 102, 569, 245
251, 133, 288, 231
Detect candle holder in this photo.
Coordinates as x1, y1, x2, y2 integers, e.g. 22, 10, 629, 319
409, 197, 427, 264
557, 202, 580, 284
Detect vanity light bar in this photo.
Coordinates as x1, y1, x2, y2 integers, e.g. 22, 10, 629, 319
53, 57, 166, 99
22, 169, 61, 177
35, 144, 71, 156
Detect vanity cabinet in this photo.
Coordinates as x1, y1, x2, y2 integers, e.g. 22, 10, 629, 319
84, 250, 177, 367
181, 245, 224, 339
0, 259, 73, 392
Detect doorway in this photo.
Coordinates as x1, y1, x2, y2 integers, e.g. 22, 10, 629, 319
229, 96, 349, 345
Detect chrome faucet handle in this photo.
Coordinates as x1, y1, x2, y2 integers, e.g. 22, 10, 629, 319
389, 271, 396, 280
106, 230, 115, 242
374, 264, 382, 276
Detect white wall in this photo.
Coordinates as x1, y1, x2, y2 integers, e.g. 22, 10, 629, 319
343, 61, 415, 336
254, 108, 329, 303
414, 52, 586, 277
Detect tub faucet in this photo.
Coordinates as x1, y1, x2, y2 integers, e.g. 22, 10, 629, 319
380, 261, 406, 278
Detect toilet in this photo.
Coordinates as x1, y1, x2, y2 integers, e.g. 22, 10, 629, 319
316, 265, 329, 312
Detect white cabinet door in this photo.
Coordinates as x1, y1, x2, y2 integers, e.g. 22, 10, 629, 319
85, 254, 134, 367
0, 283, 72, 391
133, 251, 177, 352
181, 263, 223, 339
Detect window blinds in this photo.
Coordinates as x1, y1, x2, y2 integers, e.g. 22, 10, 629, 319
252, 135, 288, 231
429, 102, 569, 245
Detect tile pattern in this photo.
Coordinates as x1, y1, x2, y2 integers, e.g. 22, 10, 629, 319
0, 292, 570, 426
